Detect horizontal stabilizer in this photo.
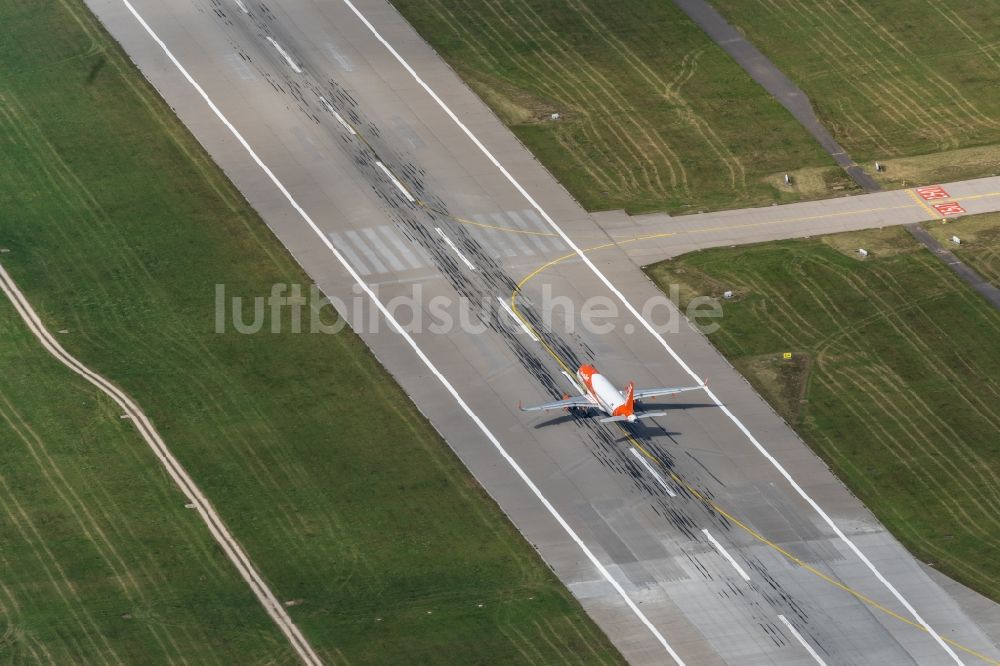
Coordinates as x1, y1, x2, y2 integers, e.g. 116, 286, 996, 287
519, 394, 593, 412
633, 383, 707, 401
599, 411, 667, 424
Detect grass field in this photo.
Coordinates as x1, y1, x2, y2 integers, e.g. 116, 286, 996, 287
0, 1, 623, 663
391, 0, 851, 215
924, 213, 1000, 288
711, 0, 1000, 186
646, 227, 1000, 602
0, 297, 294, 663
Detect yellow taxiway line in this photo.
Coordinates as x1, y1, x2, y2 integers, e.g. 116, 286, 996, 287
507, 240, 999, 666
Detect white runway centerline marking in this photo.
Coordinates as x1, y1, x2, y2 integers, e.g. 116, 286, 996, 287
318, 96, 356, 135
779, 614, 828, 665
337, 1, 964, 662
702, 528, 750, 582
375, 160, 415, 202
497, 297, 539, 342
630, 448, 676, 497
435, 227, 475, 271
233, 0, 249, 14
117, 2, 681, 663
264, 36, 302, 74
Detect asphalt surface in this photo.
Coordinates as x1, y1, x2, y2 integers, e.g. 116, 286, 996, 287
907, 224, 1000, 311
86, 1, 1000, 663
670, 0, 881, 193
599, 175, 1000, 265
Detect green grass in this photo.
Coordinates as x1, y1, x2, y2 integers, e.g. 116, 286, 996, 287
646, 227, 1000, 602
924, 213, 1000, 288
0, 1, 623, 663
711, 0, 1000, 186
391, 0, 850, 215
0, 298, 292, 663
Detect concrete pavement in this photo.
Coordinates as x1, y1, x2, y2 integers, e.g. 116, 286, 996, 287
84, 0, 1000, 663
598, 175, 1000, 264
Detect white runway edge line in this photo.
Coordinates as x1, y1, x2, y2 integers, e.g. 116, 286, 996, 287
339, 1, 965, 662
497, 296, 540, 342
0, 265, 323, 666
702, 528, 750, 582
435, 227, 476, 271
375, 161, 415, 203
630, 447, 676, 498
115, 2, 686, 664
779, 614, 828, 665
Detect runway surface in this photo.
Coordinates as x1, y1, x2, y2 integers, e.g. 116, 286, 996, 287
596, 175, 1000, 264
85, 0, 1000, 663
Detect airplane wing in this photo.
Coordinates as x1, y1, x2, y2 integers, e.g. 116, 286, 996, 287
633, 384, 706, 401
519, 395, 594, 412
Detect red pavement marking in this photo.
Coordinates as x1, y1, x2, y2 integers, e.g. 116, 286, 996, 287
932, 201, 966, 216
916, 185, 951, 200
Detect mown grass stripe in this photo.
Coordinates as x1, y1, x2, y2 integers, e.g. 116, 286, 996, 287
647, 226, 1000, 603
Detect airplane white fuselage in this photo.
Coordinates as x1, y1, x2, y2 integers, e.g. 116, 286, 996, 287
519, 363, 701, 423
577, 365, 628, 415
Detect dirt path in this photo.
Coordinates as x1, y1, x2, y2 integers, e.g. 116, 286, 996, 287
0, 262, 323, 666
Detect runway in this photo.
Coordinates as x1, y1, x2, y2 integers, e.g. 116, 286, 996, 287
85, 0, 1000, 663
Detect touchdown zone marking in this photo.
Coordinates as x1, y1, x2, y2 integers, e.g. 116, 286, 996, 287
336, 1, 964, 662
118, 1, 684, 663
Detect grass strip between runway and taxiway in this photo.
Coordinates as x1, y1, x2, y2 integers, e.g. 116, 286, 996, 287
646, 225, 1000, 606
390, 0, 852, 215
0, 1, 624, 663
924, 213, 1000, 289
710, 0, 1000, 187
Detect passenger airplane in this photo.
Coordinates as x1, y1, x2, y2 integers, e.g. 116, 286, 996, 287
519, 364, 706, 423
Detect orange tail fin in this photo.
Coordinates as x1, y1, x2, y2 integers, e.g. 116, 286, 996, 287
613, 382, 635, 417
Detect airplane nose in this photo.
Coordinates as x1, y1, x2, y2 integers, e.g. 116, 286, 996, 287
627, 414, 637, 423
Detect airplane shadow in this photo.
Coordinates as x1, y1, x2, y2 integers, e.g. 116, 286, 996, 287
617, 421, 679, 441
636, 401, 717, 412
622, 402, 718, 439
532, 412, 581, 428
531, 402, 717, 430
